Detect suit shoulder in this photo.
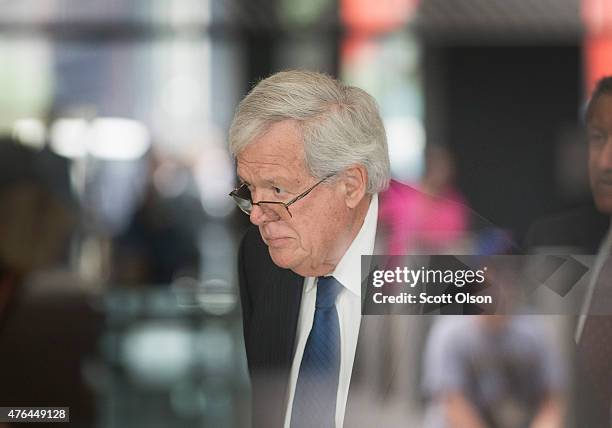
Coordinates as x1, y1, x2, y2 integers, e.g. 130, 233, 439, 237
381, 180, 518, 254
240, 225, 266, 254
239, 225, 276, 277
525, 205, 609, 253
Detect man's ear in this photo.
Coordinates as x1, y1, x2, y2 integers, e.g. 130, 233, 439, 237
339, 164, 368, 209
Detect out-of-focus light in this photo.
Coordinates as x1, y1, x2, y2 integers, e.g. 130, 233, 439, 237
582, 0, 612, 34
168, 0, 211, 27
341, 0, 419, 33
12, 118, 46, 150
385, 116, 425, 182
196, 324, 234, 372
88, 118, 150, 161
153, 161, 190, 198
200, 179, 235, 218
161, 75, 202, 119
78, 236, 105, 281
50, 118, 88, 159
197, 278, 237, 316
172, 276, 202, 309
0, 38, 52, 130
279, 0, 330, 26
50, 117, 151, 160
195, 146, 235, 218
170, 381, 208, 417
583, 0, 612, 94
121, 322, 193, 387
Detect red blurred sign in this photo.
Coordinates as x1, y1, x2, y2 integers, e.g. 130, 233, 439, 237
341, 0, 420, 33
582, 0, 612, 95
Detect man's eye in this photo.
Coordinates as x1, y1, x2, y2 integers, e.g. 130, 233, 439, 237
273, 187, 284, 195
588, 131, 605, 143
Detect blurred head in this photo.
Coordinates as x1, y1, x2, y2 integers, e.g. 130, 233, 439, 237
229, 70, 390, 276
0, 138, 75, 275
423, 145, 455, 192
586, 76, 612, 215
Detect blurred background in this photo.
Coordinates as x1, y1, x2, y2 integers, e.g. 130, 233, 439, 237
0, 0, 609, 426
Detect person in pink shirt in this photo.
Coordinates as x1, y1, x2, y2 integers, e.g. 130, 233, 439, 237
380, 145, 469, 254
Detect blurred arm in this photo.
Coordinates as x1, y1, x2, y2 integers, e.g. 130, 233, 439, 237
529, 395, 564, 428
444, 392, 489, 428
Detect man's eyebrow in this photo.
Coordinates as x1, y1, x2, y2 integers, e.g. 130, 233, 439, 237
238, 176, 295, 187
267, 176, 292, 185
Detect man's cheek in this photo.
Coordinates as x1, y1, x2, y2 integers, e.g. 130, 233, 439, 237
595, 192, 612, 214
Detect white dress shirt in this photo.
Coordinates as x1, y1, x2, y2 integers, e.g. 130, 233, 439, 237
283, 194, 378, 428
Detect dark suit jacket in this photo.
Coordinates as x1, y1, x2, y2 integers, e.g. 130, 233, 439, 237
525, 204, 611, 428
239, 182, 516, 427
524, 204, 609, 255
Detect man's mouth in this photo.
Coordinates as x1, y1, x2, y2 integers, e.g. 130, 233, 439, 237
264, 236, 292, 247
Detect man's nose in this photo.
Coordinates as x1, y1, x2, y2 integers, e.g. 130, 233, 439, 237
602, 138, 612, 169
249, 204, 267, 226
249, 188, 269, 226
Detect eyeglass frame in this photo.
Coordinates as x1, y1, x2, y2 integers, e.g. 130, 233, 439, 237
229, 173, 335, 218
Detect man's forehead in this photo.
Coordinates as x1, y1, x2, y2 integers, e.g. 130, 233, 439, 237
237, 146, 303, 172
237, 159, 306, 184
236, 120, 306, 175
589, 94, 612, 125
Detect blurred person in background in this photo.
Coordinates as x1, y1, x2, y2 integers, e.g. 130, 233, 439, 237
379, 144, 469, 254
0, 136, 75, 326
229, 70, 515, 428
0, 136, 103, 427
112, 151, 201, 285
422, 315, 565, 428
526, 76, 612, 426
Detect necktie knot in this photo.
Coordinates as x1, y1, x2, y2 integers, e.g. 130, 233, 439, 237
316, 276, 343, 309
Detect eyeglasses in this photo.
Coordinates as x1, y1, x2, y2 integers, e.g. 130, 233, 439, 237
229, 174, 333, 220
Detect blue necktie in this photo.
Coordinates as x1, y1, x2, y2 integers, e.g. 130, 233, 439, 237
291, 276, 343, 428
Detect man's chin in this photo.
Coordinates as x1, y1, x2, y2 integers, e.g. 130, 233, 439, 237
594, 195, 612, 215
268, 247, 298, 270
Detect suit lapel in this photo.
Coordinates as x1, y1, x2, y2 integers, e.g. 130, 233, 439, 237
274, 264, 304, 367
248, 246, 304, 428
252, 257, 304, 370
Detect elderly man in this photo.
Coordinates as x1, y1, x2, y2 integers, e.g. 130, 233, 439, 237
229, 70, 511, 428
229, 70, 389, 428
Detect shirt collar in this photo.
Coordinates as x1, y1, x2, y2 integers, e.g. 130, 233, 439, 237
601, 221, 612, 255
306, 194, 378, 297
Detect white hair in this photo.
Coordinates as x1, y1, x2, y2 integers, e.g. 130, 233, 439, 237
228, 70, 391, 194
